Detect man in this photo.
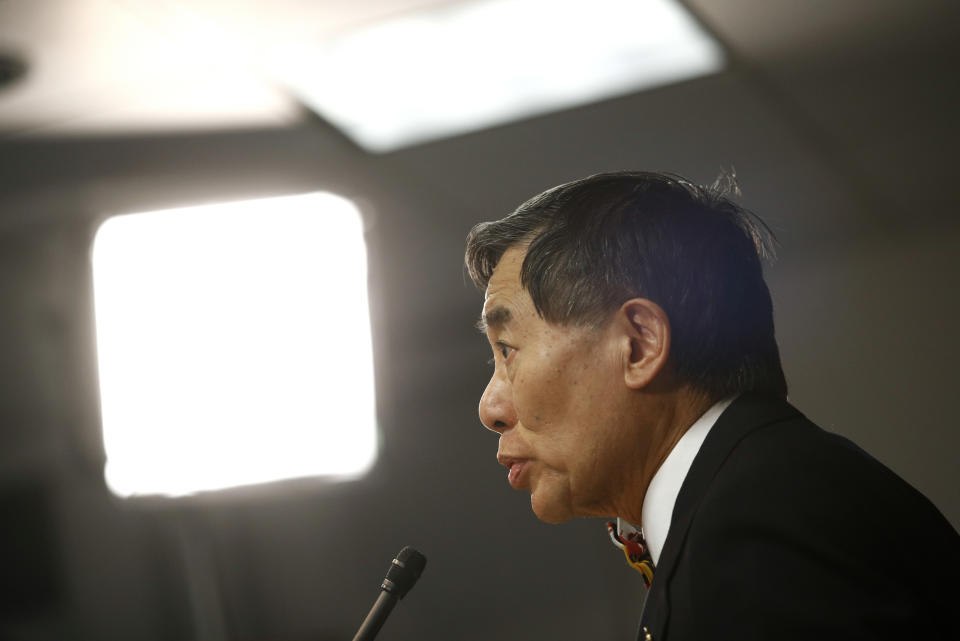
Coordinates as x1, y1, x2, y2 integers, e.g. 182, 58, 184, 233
465, 171, 959, 640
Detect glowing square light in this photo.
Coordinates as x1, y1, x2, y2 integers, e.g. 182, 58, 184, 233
91, 192, 377, 498
281, 0, 723, 152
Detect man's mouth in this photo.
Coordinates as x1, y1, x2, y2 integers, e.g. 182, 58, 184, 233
498, 450, 532, 489
499, 457, 529, 489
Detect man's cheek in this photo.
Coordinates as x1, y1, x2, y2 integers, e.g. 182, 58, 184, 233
530, 437, 571, 475
515, 386, 566, 430
513, 392, 547, 430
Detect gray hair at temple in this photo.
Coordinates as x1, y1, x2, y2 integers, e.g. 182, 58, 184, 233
464, 170, 788, 401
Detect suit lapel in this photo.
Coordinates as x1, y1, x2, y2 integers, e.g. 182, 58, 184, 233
638, 394, 801, 640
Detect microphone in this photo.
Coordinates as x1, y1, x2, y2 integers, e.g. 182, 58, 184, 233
351, 546, 427, 641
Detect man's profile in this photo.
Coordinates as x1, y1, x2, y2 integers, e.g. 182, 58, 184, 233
464, 171, 959, 640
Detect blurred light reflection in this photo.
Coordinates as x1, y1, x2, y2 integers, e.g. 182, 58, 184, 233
92, 192, 377, 498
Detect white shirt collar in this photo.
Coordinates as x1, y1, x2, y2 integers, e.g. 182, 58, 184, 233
618, 397, 734, 565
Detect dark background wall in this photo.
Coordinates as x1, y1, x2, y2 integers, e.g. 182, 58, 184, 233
1, 1, 958, 640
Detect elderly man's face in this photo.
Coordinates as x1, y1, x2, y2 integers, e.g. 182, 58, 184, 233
479, 246, 642, 523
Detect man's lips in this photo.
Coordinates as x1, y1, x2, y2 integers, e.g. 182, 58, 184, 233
497, 455, 531, 490
507, 460, 529, 489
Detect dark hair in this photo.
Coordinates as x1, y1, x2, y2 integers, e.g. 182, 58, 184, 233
464, 170, 787, 400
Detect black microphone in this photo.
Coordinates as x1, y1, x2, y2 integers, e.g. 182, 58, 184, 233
351, 547, 427, 641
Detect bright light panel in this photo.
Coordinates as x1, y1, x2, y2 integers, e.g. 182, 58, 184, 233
92, 193, 377, 498
282, 0, 723, 152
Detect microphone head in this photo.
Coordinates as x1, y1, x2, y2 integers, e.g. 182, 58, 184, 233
381, 546, 427, 598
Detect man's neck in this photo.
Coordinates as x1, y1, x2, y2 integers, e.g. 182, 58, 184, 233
614, 386, 715, 525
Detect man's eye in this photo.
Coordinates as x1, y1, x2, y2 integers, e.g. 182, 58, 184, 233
487, 341, 514, 366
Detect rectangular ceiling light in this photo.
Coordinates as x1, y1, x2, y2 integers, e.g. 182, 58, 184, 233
284, 0, 723, 152
91, 193, 377, 498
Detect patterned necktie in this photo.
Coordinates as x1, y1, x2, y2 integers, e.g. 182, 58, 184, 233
606, 520, 655, 587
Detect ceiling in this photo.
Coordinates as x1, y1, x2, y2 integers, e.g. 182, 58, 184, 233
0, 0, 455, 133
1, 0, 957, 237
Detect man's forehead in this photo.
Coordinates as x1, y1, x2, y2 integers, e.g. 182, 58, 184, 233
487, 246, 529, 297
480, 272, 518, 331
480, 246, 527, 331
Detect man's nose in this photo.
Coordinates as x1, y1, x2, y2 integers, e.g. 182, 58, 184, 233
479, 372, 517, 434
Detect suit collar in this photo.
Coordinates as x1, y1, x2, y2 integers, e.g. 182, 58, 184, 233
639, 393, 801, 639
640, 396, 734, 565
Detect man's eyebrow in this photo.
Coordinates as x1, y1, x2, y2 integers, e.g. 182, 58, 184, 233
476, 306, 512, 333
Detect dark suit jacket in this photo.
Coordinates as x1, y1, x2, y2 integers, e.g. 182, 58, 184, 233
638, 394, 960, 641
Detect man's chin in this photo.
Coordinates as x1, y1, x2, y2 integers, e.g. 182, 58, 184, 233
530, 493, 573, 524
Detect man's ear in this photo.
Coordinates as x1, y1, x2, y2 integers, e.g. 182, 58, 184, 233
617, 298, 671, 389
